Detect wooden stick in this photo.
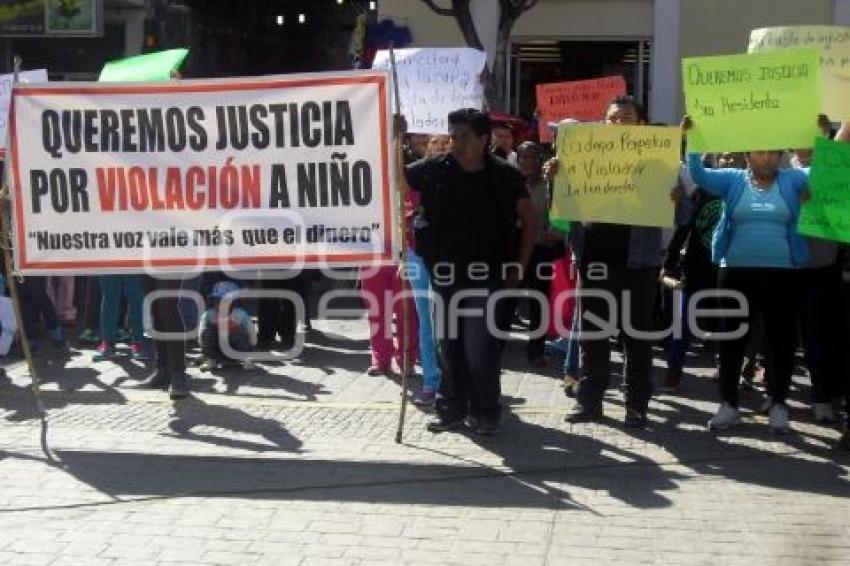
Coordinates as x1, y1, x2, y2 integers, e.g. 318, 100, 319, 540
390, 45, 412, 444
1, 55, 45, 418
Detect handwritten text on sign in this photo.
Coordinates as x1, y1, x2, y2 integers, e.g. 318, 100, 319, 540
8, 72, 397, 275
749, 26, 850, 119
682, 49, 821, 152
798, 137, 850, 244
372, 47, 486, 134
0, 69, 47, 155
536, 76, 626, 143
551, 124, 680, 228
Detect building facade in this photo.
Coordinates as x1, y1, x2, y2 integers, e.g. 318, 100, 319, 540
379, 0, 850, 124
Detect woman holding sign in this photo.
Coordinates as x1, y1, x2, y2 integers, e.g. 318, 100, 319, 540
683, 116, 819, 434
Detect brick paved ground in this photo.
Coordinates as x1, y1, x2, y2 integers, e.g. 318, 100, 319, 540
1, 315, 849, 565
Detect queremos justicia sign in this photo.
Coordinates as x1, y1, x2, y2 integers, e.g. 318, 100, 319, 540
7, 70, 399, 274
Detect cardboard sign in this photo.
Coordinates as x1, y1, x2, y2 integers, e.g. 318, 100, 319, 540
798, 137, 850, 244
0, 69, 48, 157
8, 71, 398, 274
749, 26, 850, 119
551, 123, 680, 228
536, 76, 626, 142
372, 47, 487, 134
683, 49, 821, 152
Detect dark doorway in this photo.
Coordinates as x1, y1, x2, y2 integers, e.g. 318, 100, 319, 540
177, 0, 374, 78
510, 39, 651, 119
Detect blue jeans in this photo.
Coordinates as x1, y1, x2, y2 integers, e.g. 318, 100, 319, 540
665, 291, 691, 371
563, 307, 580, 376
406, 250, 440, 389
99, 275, 145, 343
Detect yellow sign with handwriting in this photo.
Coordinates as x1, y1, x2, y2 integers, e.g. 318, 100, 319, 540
551, 124, 680, 228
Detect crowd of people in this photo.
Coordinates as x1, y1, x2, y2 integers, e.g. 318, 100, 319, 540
1, 96, 848, 450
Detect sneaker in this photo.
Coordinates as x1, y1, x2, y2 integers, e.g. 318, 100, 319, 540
129, 342, 149, 361
624, 409, 648, 429
708, 402, 741, 430
115, 328, 131, 344
564, 403, 603, 423
242, 358, 257, 371
426, 417, 464, 433
47, 327, 64, 347
199, 358, 220, 372
659, 367, 682, 393
78, 328, 100, 344
412, 386, 437, 407
769, 403, 791, 435
93, 341, 116, 361
812, 402, 836, 424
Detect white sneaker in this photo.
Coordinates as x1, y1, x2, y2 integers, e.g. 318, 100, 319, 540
769, 403, 791, 434
708, 402, 741, 430
812, 402, 836, 424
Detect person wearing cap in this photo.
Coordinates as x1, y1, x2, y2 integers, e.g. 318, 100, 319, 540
198, 281, 257, 372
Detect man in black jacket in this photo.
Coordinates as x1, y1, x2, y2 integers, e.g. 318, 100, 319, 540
404, 108, 537, 435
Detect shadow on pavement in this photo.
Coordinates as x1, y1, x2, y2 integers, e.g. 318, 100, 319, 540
165, 396, 304, 454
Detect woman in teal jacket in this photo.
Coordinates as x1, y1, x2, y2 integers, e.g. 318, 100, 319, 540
683, 116, 818, 435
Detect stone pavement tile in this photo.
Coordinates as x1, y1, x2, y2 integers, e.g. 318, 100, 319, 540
343, 544, 401, 561
300, 544, 351, 559
99, 543, 162, 561
49, 558, 114, 566
10, 556, 61, 566
200, 550, 263, 565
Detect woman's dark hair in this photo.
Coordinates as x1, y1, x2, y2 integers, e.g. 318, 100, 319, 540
607, 95, 648, 123
516, 141, 542, 161
448, 108, 492, 138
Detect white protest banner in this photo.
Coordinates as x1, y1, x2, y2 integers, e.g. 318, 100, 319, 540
1, 69, 48, 157
372, 47, 487, 134
8, 70, 397, 275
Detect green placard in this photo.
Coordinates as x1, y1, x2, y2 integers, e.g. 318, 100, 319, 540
683, 49, 822, 152
798, 137, 850, 244
99, 48, 189, 82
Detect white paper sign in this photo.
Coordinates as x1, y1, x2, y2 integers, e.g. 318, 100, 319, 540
1, 69, 48, 154
373, 47, 487, 134
8, 71, 398, 274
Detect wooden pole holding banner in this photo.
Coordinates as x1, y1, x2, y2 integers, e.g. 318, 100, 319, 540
0, 55, 46, 420
390, 45, 412, 444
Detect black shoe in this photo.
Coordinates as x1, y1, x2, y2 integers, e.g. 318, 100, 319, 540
169, 382, 189, 400
472, 418, 499, 436
130, 375, 169, 391
624, 409, 648, 429
426, 417, 464, 433
565, 404, 603, 423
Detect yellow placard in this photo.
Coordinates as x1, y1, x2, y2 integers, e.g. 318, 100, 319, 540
551, 124, 681, 228
749, 25, 850, 119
